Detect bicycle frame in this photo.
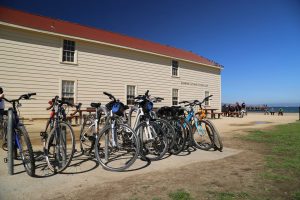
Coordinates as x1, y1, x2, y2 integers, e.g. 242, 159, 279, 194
183, 104, 206, 136
130, 106, 157, 140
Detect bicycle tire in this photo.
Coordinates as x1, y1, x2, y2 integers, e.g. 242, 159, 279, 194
205, 120, 223, 152
79, 115, 96, 155
16, 125, 35, 177
191, 119, 214, 150
1, 119, 7, 151
135, 121, 168, 161
169, 119, 187, 155
45, 121, 75, 173
95, 123, 140, 171
183, 120, 193, 150
154, 118, 175, 153
7, 109, 14, 175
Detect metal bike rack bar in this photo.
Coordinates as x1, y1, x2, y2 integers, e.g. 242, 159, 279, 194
7, 108, 14, 175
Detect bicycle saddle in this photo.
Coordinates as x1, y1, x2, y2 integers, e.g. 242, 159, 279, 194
90, 103, 101, 108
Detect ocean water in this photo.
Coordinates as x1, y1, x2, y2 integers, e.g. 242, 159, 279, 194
248, 107, 299, 113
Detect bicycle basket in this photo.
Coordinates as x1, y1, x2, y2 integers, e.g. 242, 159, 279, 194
142, 101, 153, 113
111, 102, 125, 116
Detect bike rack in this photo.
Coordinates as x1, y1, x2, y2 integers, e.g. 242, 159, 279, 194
7, 108, 14, 175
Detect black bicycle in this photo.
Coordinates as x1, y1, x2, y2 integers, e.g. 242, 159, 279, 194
3, 93, 36, 176
42, 96, 80, 173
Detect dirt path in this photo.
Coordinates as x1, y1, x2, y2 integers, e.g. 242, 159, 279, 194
0, 113, 298, 200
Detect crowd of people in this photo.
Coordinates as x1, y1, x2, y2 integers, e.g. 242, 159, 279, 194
221, 102, 247, 117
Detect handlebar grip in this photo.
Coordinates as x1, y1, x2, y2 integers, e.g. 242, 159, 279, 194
28, 93, 36, 96
103, 92, 111, 96
208, 95, 213, 98
145, 90, 149, 96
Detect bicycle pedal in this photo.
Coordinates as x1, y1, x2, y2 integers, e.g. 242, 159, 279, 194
4, 157, 7, 163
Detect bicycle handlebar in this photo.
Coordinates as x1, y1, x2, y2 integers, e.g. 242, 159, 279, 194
4, 93, 37, 103
145, 90, 149, 97
202, 95, 213, 103
103, 92, 116, 101
179, 100, 189, 104
151, 97, 164, 103
70, 103, 82, 116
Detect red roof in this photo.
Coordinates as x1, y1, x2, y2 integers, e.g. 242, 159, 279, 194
0, 6, 221, 68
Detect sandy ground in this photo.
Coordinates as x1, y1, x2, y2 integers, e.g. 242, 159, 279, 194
0, 113, 298, 200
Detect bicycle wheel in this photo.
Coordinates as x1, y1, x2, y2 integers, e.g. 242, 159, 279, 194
182, 120, 193, 150
169, 119, 187, 155
1, 118, 7, 151
135, 121, 168, 161
191, 119, 214, 150
45, 121, 75, 173
205, 120, 223, 151
15, 125, 35, 177
80, 115, 96, 155
155, 119, 174, 153
95, 123, 140, 171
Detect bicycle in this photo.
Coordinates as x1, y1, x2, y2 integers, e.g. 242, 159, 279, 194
3, 93, 36, 176
41, 96, 81, 173
79, 102, 107, 156
94, 92, 140, 171
180, 95, 223, 151
156, 105, 187, 155
127, 90, 168, 161
0, 110, 8, 150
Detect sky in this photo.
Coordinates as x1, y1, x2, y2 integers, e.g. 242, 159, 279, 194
1, 0, 300, 106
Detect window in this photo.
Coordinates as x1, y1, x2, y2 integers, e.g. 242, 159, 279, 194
172, 89, 179, 105
127, 85, 136, 105
62, 80, 75, 104
62, 40, 76, 63
172, 60, 179, 77
205, 91, 210, 106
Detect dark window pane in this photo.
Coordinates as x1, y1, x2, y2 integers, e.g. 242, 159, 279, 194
62, 40, 76, 62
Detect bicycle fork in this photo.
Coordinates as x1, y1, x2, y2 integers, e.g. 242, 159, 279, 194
144, 120, 157, 141
105, 118, 118, 162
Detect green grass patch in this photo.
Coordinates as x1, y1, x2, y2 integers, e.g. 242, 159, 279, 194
244, 122, 300, 197
206, 191, 251, 200
292, 191, 300, 200
261, 172, 291, 181
168, 189, 194, 200
244, 123, 300, 176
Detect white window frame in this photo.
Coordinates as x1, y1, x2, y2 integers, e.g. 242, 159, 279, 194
205, 91, 210, 106
171, 60, 179, 77
59, 79, 77, 104
126, 85, 137, 106
60, 39, 78, 64
172, 88, 179, 106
